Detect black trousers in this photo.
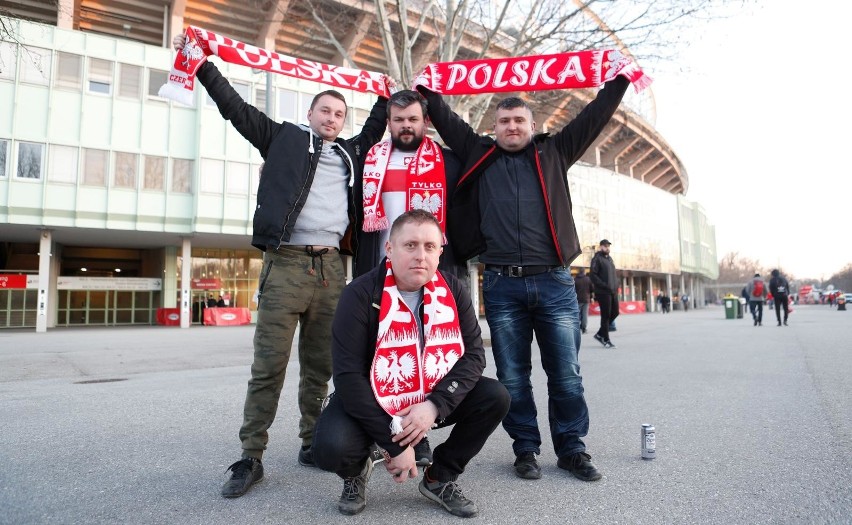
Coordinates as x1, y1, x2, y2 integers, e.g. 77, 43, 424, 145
596, 292, 619, 341
749, 300, 763, 323
313, 377, 509, 482
774, 294, 789, 323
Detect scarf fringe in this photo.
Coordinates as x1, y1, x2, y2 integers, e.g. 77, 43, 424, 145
363, 214, 390, 233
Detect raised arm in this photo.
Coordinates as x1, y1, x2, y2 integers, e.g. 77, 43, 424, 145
173, 35, 278, 157
551, 76, 629, 165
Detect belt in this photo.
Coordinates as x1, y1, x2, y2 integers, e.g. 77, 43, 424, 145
267, 244, 337, 255
484, 265, 561, 277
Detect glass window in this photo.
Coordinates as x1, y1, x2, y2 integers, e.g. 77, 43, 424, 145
299, 93, 312, 123
148, 69, 167, 97
83, 148, 108, 186
118, 63, 141, 99
227, 161, 249, 195
48, 144, 78, 183
143, 155, 165, 190
277, 88, 297, 121
20, 46, 51, 85
0, 139, 8, 177
171, 158, 193, 193
88, 58, 113, 94
16, 142, 44, 179
251, 163, 261, 195
255, 88, 267, 114
199, 158, 224, 194
55, 52, 82, 90
0, 41, 18, 81
113, 152, 137, 188
233, 82, 249, 103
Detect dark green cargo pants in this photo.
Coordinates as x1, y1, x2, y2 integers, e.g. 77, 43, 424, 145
239, 246, 344, 460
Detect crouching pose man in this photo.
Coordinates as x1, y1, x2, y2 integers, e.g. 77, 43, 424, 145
313, 209, 510, 518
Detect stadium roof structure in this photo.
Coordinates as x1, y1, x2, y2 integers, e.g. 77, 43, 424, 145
4, 0, 688, 194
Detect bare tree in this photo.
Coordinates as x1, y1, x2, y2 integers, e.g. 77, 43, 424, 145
283, 0, 749, 128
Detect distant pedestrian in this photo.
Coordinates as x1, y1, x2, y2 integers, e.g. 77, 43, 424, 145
590, 239, 619, 348
746, 273, 768, 326
768, 269, 790, 326
574, 269, 593, 334
660, 294, 671, 313
681, 294, 689, 311
207, 294, 218, 308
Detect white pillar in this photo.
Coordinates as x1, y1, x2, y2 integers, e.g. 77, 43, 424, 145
180, 238, 192, 328
647, 275, 654, 312
164, 246, 178, 307
36, 229, 53, 333
468, 262, 479, 318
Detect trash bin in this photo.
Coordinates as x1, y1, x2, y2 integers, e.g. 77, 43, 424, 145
724, 298, 737, 319
737, 298, 745, 319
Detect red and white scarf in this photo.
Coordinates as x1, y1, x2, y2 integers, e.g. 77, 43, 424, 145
158, 26, 391, 106
362, 137, 447, 233
370, 261, 464, 417
412, 49, 651, 94
159, 26, 650, 107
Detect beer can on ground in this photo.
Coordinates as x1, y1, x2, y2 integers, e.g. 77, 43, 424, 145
641, 424, 656, 459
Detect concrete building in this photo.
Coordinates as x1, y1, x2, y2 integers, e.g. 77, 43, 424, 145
0, 1, 717, 331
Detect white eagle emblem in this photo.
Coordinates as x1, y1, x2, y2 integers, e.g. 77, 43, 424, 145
180, 40, 205, 68
410, 191, 442, 214
374, 350, 416, 394
425, 348, 459, 381
364, 181, 378, 200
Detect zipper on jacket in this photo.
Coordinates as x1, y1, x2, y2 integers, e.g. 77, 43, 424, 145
533, 147, 564, 264
278, 133, 319, 248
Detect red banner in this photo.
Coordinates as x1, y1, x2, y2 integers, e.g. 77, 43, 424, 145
203, 307, 252, 326
191, 278, 222, 290
156, 308, 182, 326
0, 274, 28, 289
589, 300, 647, 315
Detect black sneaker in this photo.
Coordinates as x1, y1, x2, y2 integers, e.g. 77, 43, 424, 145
593, 333, 606, 347
557, 451, 602, 481
298, 445, 315, 467
221, 457, 263, 498
603, 340, 616, 349
338, 458, 373, 515
414, 436, 433, 466
513, 452, 541, 480
419, 469, 478, 518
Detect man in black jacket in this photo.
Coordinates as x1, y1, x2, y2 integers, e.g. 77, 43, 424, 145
173, 36, 389, 498
590, 239, 619, 348
769, 269, 791, 326
313, 210, 509, 518
417, 73, 629, 482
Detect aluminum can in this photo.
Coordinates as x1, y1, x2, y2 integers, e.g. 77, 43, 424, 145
641, 424, 656, 459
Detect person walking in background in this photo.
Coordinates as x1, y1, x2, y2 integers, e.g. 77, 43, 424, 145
746, 273, 768, 326
769, 269, 791, 326
660, 293, 671, 313
172, 34, 390, 498
574, 268, 593, 334
590, 239, 619, 348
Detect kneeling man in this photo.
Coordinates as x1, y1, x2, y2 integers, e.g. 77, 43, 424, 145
313, 209, 509, 518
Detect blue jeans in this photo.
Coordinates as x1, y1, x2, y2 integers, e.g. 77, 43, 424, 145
483, 267, 588, 458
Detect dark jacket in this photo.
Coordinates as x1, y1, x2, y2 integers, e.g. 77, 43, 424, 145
353, 148, 467, 282
574, 273, 593, 303
769, 275, 790, 297
590, 250, 618, 294
197, 61, 388, 253
416, 76, 629, 266
331, 261, 486, 457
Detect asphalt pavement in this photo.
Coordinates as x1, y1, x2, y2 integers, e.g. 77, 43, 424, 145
1, 304, 850, 524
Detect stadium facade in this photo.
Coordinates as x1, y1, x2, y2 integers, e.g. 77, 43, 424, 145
0, 1, 717, 331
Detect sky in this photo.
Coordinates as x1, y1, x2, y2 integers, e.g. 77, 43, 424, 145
650, 1, 852, 280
